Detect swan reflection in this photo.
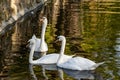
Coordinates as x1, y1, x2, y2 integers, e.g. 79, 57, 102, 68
29, 64, 64, 80
114, 38, 120, 52
63, 68, 104, 80
41, 64, 64, 80
62, 69, 95, 80
29, 64, 104, 80
114, 32, 120, 51
29, 64, 37, 80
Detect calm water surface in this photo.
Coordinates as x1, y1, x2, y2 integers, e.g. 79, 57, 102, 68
0, 0, 120, 80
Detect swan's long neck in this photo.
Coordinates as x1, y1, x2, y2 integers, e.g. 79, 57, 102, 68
29, 42, 36, 64
57, 38, 66, 64
60, 39, 66, 55
41, 21, 47, 41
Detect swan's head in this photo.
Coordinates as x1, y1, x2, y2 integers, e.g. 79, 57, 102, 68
26, 35, 36, 48
40, 17, 47, 25
57, 35, 66, 41
28, 39, 36, 46
42, 17, 47, 24
32, 34, 36, 39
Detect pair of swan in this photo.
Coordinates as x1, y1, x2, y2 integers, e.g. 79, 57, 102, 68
29, 34, 104, 70
28, 37, 73, 64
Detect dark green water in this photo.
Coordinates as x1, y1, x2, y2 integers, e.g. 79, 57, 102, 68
0, 0, 120, 80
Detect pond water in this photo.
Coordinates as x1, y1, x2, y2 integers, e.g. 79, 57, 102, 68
0, 0, 120, 80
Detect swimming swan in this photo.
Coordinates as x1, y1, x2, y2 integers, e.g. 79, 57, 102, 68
28, 17, 48, 55
57, 36, 104, 70
28, 38, 73, 65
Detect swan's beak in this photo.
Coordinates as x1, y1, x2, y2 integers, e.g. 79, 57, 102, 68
28, 39, 30, 42
40, 19, 43, 22
39, 18, 44, 23
26, 42, 30, 48
55, 36, 61, 43
54, 39, 59, 43
26, 40, 30, 48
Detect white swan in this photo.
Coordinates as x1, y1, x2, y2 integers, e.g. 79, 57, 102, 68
28, 38, 73, 65
57, 36, 104, 70
28, 17, 48, 55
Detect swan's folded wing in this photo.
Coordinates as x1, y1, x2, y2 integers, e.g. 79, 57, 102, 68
57, 57, 96, 70
37, 54, 59, 64
35, 54, 72, 65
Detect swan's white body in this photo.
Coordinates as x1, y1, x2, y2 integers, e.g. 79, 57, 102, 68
57, 36, 104, 70
58, 56, 104, 70
29, 17, 48, 53
28, 38, 73, 65
33, 53, 73, 64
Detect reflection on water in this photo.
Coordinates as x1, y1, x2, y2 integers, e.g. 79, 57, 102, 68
0, 0, 120, 80
114, 32, 120, 51
62, 69, 104, 80
114, 31, 120, 79
29, 64, 101, 80
29, 64, 64, 80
